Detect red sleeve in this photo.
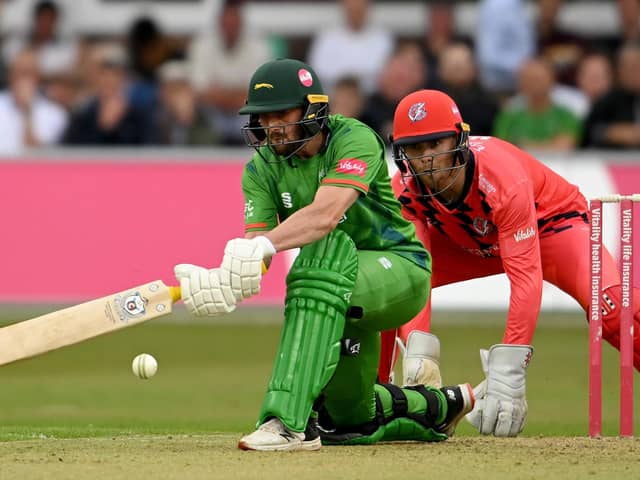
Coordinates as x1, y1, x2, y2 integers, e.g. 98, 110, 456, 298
494, 182, 542, 345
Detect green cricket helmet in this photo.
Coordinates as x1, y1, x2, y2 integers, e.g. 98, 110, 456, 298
239, 58, 329, 154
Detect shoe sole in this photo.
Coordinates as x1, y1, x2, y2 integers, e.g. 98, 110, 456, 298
238, 437, 321, 452
444, 383, 475, 437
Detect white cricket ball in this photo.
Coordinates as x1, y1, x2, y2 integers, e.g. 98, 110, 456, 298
132, 353, 158, 379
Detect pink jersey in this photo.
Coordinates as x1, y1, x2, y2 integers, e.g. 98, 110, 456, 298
391, 136, 588, 343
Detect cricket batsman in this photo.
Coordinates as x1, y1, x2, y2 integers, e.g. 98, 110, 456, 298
172, 60, 474, 451
379, 89, 640, 437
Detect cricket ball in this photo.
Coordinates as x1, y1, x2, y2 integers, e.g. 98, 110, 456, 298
132, 353, 158, 379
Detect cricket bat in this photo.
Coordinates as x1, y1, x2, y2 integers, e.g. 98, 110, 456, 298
0, 280, 181, 366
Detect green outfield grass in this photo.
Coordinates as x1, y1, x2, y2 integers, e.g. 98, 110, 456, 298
1, 307, 639, 479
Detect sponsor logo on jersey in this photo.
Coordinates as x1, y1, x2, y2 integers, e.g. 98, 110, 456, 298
298, 68, 313, 87
281, 192, 293, 208
514, 226, 536, 242
408, 102, 427, 122
244, 199, 255, 220
478, 174, 496, 194
336, 159, 367, 177
254, 83, 273, 90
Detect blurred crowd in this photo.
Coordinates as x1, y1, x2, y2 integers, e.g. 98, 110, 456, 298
0, 0, 639, 154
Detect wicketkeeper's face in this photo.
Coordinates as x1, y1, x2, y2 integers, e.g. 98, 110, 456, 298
258, 107, 305, 157
403, 135, 459, 191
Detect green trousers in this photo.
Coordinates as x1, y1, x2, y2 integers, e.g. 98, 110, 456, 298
321, 251, 430, 427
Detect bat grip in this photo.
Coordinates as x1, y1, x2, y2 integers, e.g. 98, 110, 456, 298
169, 286, 182, 303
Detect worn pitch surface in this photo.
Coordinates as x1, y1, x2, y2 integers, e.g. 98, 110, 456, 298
1, 308, 639, 479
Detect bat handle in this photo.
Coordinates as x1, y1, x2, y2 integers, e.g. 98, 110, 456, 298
169, 286, 182, 303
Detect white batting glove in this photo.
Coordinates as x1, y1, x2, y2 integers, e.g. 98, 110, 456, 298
174, 264, 236, 316
402, 331, 443, 388
221, 236, 275, 302
466, 344, 533, 437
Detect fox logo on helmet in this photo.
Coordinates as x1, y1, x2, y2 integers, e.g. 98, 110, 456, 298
408, 102, 427, 122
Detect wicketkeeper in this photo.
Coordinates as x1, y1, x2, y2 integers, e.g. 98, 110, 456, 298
173, 59, 474, 451
379, 89, 640, 437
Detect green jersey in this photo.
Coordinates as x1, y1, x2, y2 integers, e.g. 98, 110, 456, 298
242, 114, 429, 270
493, 104, 582, 145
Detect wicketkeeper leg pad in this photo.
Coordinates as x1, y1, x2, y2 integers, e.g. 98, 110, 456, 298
600, 285, 640, 370
258, 229, 359, 432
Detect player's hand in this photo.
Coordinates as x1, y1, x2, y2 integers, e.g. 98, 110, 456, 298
174, 264, 236, 316
465, 344, 533, 437
221, 236, 275, 301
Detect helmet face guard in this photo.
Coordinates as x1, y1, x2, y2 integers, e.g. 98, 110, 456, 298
241, 94, 329, 162
392, 122, 470, 198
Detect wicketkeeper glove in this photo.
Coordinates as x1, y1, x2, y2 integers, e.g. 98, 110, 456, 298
221, 236, 275, 301
402, 331, 443, 388
174, 264, 236, 316
465, 344, 534, 437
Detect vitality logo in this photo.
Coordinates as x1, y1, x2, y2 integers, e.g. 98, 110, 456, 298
514, 227, 535, 242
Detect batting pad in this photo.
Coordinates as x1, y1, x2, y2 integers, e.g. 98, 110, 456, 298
258, 229, 358, 432
320, 384, 448, 445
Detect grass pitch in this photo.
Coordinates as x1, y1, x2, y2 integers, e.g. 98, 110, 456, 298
1, 307, 639, 479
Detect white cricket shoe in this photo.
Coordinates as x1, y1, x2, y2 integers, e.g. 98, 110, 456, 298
238, 417, 322, 452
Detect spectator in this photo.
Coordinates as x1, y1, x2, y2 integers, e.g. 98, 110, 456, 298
437, 42, 499, 136
493, 58, 581, 151
41, 70, 80, 113
537, 0, 590, 87
361, 41, 425, 142
506, 51, 612, 120
329, 76, 365, 119
187, 0, 271, 145
307, 0, 393, 94
71, 40, 114, 108
62, 43, 151, 145
563, 52, 615, 119
150, 61, 219, 146
2, 1, 78, 80
475, 0, 535, 97
0, 48, 67, 154
618, 0, 640, 42
577, 53, 614, 105
421, 1, 462, 89
582, 43, 640, 149
0, 47, 6, 90
126, 17, 176, 110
